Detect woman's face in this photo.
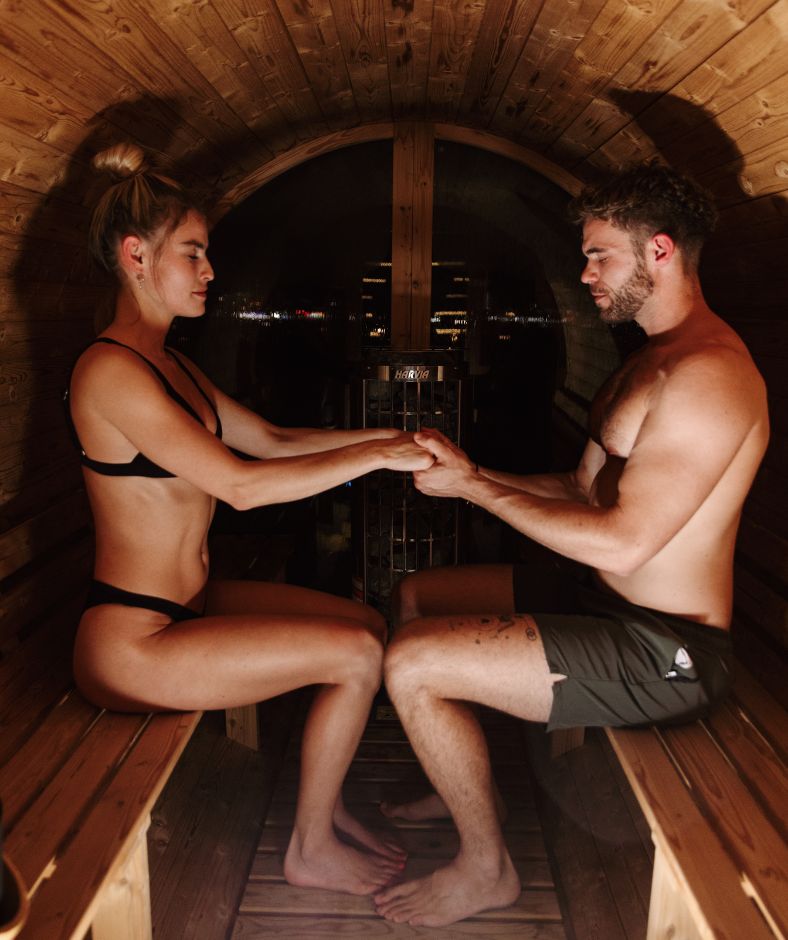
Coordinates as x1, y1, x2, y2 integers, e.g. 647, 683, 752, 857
146, 210, 214, 318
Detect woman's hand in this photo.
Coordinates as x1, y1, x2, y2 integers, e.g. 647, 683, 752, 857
377, 433, 436, 472
411, 429, 477, 498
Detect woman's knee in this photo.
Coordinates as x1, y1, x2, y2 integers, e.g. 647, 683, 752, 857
359, 603, 387, 642
336, 621, 385, 687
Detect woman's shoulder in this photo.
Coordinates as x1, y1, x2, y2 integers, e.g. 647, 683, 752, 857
72, 338, 161, 394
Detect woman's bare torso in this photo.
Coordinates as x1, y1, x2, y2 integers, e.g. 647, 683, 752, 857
87, 474, 215, 608
71, 341, 220, 613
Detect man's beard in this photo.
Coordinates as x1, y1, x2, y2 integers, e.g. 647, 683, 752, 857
598, 258, 654, 324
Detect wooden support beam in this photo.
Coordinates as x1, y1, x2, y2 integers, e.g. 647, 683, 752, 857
391, 122, 434, 350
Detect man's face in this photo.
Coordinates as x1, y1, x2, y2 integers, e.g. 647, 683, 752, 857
580, 218, 654, 324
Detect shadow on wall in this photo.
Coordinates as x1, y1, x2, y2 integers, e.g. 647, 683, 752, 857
608, 90, 787, 316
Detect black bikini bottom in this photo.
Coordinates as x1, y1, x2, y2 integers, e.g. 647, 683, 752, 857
84, 579, 202, 623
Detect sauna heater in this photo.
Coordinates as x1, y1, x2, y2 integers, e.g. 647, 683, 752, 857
353, 351, 467, 619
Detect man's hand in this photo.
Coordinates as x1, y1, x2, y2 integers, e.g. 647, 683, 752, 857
412, 429, 476, 498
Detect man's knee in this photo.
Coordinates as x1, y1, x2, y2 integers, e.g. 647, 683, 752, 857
391, 569, 441, 627
383, 625, 439, 701
391, 572, 419, 627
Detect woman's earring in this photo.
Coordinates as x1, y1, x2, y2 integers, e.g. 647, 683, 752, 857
137, 272, 145, 288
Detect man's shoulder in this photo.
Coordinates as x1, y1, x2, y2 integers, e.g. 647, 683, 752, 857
656, 335, 767, 428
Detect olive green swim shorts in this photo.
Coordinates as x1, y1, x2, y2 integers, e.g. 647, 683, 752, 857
512, 562, 732, 731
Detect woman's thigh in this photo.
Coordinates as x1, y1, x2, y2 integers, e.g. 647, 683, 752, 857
75, 603, 384, 713
393, 564, 515, 625
206, 579, 386, 637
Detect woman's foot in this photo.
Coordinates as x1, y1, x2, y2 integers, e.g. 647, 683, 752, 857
284, 828, 404, 895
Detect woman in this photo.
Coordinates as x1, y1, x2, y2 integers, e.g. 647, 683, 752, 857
66, 142, 433, 896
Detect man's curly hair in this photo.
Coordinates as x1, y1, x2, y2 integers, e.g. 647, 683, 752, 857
568, 160, 717, 266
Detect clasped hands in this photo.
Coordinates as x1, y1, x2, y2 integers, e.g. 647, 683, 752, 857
411, 427, 476, 499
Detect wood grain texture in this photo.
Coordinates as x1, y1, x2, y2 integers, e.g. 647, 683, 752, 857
607, 685, 788, 940
235, 706, 563, 935
0, 0, 785, 781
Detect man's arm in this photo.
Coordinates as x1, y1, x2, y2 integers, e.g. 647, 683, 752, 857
414, 352, 764, 576
477, 437, 605, 501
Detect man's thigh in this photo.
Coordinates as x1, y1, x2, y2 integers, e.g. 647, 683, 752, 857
387, 611, 560, 724
393, 564, 516, 624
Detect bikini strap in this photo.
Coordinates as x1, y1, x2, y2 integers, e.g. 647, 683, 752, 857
91, 337, 204, 424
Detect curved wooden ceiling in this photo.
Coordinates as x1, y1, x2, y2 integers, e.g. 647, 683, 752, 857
3, 0, 786, 218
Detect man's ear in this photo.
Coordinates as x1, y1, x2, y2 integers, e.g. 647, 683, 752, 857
118, 234, 145, 276
649, 232, 676, 266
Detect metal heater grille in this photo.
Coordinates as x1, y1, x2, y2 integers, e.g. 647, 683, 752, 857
356, 352, 465, 618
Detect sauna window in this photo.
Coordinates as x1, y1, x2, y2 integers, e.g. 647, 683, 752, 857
171, 141, 393, 426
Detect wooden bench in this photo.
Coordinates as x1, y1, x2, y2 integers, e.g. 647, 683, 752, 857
0, 592, 201, 940
605, 664, 787, 940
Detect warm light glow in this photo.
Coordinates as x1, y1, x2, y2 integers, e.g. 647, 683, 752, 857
362, 277, 387, 284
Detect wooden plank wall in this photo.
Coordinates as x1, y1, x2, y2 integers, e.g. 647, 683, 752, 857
0, 1, 784, 692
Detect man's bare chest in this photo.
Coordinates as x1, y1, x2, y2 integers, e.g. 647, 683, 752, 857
589, 353, 663, 458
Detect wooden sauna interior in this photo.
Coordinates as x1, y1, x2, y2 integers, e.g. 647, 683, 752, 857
1, 1, 786, 937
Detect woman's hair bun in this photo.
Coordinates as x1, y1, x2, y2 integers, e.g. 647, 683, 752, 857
92, 142, 149, 181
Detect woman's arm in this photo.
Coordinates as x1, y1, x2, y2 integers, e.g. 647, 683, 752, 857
74, 348, 434, 509
180, 355, 405, 458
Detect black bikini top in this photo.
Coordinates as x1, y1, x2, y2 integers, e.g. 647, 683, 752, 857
65, 337, 223, 478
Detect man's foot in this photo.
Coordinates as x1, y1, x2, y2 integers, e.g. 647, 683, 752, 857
380, 791, 451, 821
333, 804, 407, 861
374, 854, 521, 926
284, 829, 405, 895
380, 788, 508, 824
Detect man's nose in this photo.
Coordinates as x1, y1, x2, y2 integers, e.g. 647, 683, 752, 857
581, 262, 596, 284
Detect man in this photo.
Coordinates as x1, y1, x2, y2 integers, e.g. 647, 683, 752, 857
374, 161, 769, 927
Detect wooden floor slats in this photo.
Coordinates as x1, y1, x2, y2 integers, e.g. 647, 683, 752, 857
149, 702, 653, 938
233, 705, 566, 938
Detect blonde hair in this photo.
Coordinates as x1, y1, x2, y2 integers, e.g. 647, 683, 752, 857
88, 143, 200, 275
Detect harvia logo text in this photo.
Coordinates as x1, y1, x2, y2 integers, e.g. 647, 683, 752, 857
394, 367, 431, 380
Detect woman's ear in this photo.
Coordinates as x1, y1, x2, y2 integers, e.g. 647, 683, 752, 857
118, 234, 145, 278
